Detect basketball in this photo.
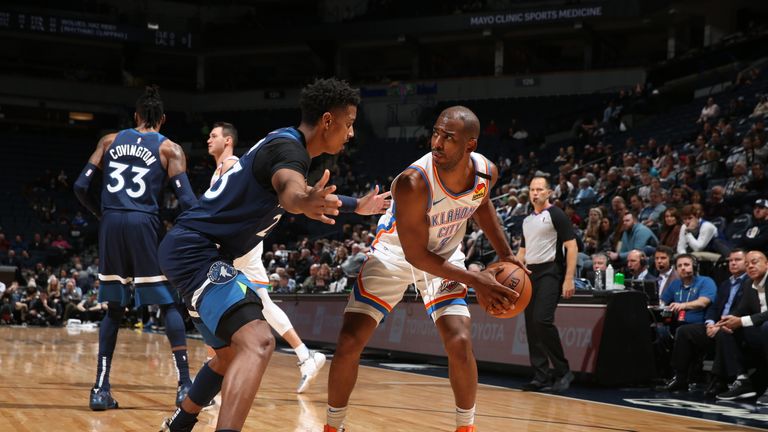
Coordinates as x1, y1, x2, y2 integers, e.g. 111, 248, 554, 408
477, 261, 531, 318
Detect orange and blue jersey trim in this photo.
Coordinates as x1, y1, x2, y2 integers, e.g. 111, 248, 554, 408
424, 289, 468, 317
432, 156, 479, 200
408, 165, 432, 211
352, 258, 393, 316
247, 278, 272, 289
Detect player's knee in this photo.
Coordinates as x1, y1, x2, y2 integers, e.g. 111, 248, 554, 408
443, 331, 472, 359
231, 321, 275, 358
106, 302, 125, 321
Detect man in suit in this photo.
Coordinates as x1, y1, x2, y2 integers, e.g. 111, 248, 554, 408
662, 249, 748, 393
715, 250, 768, 403
626, 249, 656, 281
654, 246, 678, 301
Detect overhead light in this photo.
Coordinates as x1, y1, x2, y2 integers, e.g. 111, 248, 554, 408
147, 22, 159, 30
69, 112, 94, 121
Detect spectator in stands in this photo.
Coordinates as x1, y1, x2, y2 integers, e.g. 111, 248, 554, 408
662, 249, 748, 393
661, 254, 717, 330
677, 204, 721, 261
69, 290, 107, 323
608, 212, 657, 263
553, 175, 573, 203
28, 290, 61, 326
268, 273, 280, 292
583, 252, 609, 285
629, 194, 644, 217
704, 186, 733, 222
626, 250, 655, 281
659, 207, 683, 249
698, 97, 721, 124
750, 94, 768, 119
737, 199, 768, 251
582, 207, 606, 255
341, 243, 366, 278
0, 233, 9, 253
747, 162, 767, 199
301, 263, 321, 292
724, 161, 751, 205
327, 266, 348, 293
640, 189, 667, 228
713, 251, 767, 402
654, 246, 678, 300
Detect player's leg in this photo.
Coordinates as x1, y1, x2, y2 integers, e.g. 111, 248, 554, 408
326, 255, 406, 431
422, 251, 477, 431
90, 211, 130, 411
131, 212, 193, 406
235, 243, 326, 392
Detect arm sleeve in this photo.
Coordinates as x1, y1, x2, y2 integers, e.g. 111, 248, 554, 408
73, 163, 102, 218
338, 195, 358, 213
549, 207, 576, 242
699, 277, 717, 302
252, 138, 310, 191
661, 282, 675, 304
169, 172, 197, 212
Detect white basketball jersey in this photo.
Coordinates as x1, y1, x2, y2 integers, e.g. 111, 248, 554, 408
372, 152, 491, 260
210, 155, 240, 187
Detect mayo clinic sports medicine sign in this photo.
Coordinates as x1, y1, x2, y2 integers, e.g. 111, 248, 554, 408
469, 6, 603, 28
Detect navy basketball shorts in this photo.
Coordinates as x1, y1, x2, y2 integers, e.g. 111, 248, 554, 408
158, 226, 264, 348
98, 210, 177, 307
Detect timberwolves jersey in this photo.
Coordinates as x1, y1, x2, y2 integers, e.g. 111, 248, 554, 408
101, 128, 167, 214
372, 152, 491, 260
177, 127, 304, 258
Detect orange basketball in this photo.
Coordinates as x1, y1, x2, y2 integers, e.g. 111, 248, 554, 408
477, 261, 531, 318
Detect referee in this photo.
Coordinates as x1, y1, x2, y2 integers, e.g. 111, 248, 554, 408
516, 176, 578, 392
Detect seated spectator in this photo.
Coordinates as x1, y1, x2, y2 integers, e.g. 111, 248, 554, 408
703, 186, 733, 222
626, 250, 655, 281
583, 252, 609, 287
341, 243, 366, 278
659, 208, 682, 249
746, 163, 768, 201
698, 97, 720, 124
661, 249, 749, 393
640, 190, 667, 227
608, 212, 658, 263
28, 290, 61, 326
750, 94, 768, 119
677, 204, 721, 261
268, 273, 280, 292
661, 254, 717, 329
737, 198, 768, 250
713, 251, 768, 402
327, 266, 348, 293
654, 246, 678, 300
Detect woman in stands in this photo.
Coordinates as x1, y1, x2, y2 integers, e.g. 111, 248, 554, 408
659, 207, 682, 248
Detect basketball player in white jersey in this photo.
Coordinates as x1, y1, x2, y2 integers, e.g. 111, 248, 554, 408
325, 106, 523, 432
207, 121, 326, 393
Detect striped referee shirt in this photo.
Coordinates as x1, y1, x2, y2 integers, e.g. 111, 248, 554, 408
521, 205, 576, 265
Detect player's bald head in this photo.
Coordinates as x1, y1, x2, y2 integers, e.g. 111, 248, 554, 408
439, 106, 480, 139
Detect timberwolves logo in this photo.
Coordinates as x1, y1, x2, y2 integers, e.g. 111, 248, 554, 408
438, 280, 462, 294
207, 262, 237, 285
472, 183, 487, 201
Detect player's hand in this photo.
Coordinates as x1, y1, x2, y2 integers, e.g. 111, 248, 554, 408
473, 267, 519, 315
306, 170, 340, 225
562, 278, 575, 299
499, 254, 531, 275
354, 185, 392, 215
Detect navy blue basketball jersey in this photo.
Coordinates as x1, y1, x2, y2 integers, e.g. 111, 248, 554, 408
101, 128, 167, 214
176, 127, 305, 257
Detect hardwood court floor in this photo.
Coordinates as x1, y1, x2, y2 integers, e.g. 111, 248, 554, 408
0, 327, 757, 431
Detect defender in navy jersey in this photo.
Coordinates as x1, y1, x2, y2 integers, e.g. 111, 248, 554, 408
74, 86, 198, 412
158, 78, 389, 432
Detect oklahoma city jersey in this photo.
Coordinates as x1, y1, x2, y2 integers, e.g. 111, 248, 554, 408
372, 152, 491, 261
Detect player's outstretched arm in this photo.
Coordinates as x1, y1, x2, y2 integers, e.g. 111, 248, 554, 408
73, 133, 114, 218
272, 168, 340, 225
161, 140, 197, 211
334, 185, 392, 215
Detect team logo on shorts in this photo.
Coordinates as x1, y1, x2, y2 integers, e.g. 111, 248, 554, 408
207, 261, 237, 285
438, 280, 462, 294
472, 183, 487, 201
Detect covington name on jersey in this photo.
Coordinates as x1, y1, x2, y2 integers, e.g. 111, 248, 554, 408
109, 144, 158, 166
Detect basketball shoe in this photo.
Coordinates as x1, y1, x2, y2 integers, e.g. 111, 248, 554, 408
323, 425, 344, 432
176, 382, 192, 407
89, 386, 118, 411
455, 426, 477, 432
297, 350, 326, 393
